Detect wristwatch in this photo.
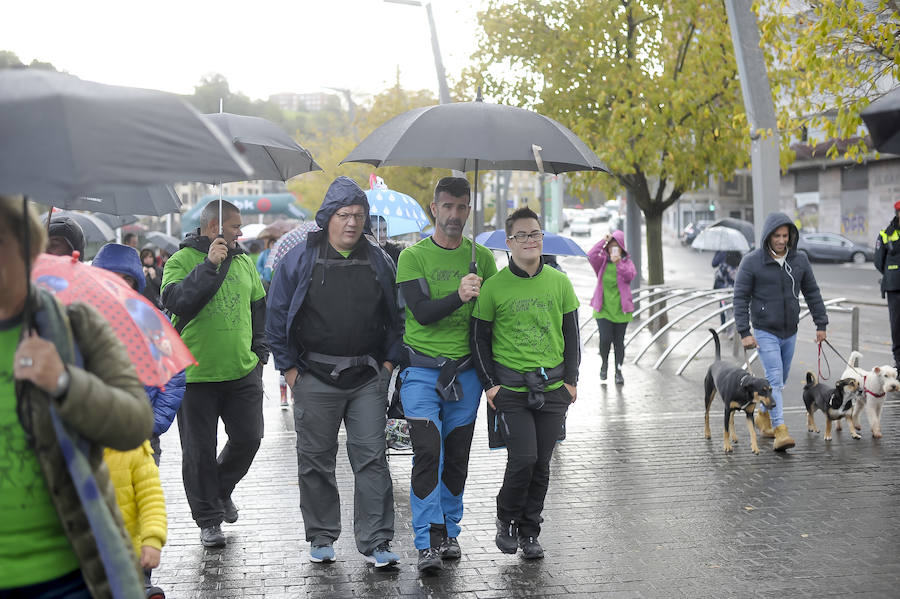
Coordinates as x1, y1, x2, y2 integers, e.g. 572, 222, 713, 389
51, 367, 71, 399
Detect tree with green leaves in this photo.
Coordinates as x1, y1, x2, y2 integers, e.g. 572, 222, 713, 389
757, 0, 899, 161
465, 0, 749, 285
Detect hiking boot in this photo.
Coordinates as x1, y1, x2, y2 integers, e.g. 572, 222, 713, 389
200, 525, 225, 548
417, 547, 443, 573
773, 424, 796, 452
222, 497, 238, 523
754, 410, 775, 438
614, 369, 624, 385
495, 518, 518, 554
439, 536, 461, 560
599, 363, 607, 381
518, 535, 544, 560
146, 586, 165, 599
309, 543, 336, 563
363, 541, 399, 568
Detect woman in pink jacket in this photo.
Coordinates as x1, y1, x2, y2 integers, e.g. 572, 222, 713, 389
587, 231, 636, 385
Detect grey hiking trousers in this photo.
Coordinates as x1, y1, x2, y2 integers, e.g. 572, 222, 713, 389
292, 369, 394, 554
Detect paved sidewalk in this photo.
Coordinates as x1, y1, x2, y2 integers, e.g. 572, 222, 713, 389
153, 342, 900, 598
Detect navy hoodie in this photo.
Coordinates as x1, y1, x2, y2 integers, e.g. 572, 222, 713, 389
733, 212, 828, 339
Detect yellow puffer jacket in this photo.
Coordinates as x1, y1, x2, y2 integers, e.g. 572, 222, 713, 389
102, 441, 167, 556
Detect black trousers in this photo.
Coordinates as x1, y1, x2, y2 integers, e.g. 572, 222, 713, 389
888, 290, 900, 367
597, 318, 628, 369
178, 362, 264, 528
494, 386, 571, 538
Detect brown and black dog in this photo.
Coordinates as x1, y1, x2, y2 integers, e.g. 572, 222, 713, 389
704, 330, 775, 454
802, 371, 860, 441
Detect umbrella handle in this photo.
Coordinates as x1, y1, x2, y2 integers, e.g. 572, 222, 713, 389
469, 261, 477, 274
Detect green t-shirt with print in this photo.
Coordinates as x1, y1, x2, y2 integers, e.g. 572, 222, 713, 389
397, 237, 498, 359
0, 318, 80, 588
161, 248, 266, 383
472, 265, 580, 391
592, 262, 633, 323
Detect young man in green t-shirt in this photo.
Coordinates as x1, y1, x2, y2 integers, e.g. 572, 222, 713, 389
471, 207, 580, 560
396, 177, 498, 573
160, 200, 268, 549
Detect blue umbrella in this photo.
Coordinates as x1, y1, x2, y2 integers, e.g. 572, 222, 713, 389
475, 230, 587, 257
365, 188, 431, 237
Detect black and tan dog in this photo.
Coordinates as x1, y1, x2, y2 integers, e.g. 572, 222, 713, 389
703, 329, 775, 454
802, 371, 860, 441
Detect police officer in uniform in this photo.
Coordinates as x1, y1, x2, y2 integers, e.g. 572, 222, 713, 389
875, 199, 900, 369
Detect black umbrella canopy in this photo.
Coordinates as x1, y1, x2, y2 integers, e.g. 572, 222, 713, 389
861, 86, 900, 155
342, 100, 608, 174
203, 112, 323, 182
710, 217, 754, 246
94, 213, 140, 229
144, 231, 181, 255
41, 210, 116, 244
63, 184, 182, 217
0, 70, 253, 203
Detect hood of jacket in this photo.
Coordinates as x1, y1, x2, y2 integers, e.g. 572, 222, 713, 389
92, 243, 146, 293
760, 212, 799, 255
603, 229, 629, 256
314, 176, 372, 232
179, 229, 246, 257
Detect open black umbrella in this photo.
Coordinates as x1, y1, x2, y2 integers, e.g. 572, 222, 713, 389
710, 217, 754, 247
861, 86, 900, 155
65, 184, 182, 217
94, 213, 140, 229
0, 70, 253, 203
41, 210, 116, 244
144, 231, 181, 255
342, 90, 608, 269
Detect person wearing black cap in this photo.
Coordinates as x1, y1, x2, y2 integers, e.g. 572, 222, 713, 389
46, 216, 86, 260
875, 199, 900, 369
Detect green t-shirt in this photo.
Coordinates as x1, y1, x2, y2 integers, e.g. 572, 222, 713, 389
472, 265, 580, 391
593, 263, 633, 323
161, 248, 266, 383
397, 237, 498, 359
0, 318, 80, 588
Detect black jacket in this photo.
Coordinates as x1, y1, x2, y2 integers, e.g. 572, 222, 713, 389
733, 212, 828, 339
874, 216, 900, 293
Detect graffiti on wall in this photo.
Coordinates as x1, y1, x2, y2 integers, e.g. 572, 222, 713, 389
841, 212, 868, 236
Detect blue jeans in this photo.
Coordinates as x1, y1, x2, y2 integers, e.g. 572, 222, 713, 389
400, 367, 482, 550
754, 329, 797, 427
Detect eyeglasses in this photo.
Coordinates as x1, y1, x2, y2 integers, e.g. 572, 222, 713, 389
334, 212, 366, 223
507, 232, 544, 243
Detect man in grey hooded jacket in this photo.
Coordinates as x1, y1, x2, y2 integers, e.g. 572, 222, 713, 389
733, 212, 828, 451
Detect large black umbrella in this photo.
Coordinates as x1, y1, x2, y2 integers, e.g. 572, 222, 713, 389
342, 91, 608, 268
861, 86, 900, 155
0, 70, 253, 203
144, 231, 181, 255
41, 210, 116, 244
710, 217, 754, 247
94, 213, 140, 229
64, 184, 182, 217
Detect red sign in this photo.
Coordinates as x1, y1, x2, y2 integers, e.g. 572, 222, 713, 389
257, 197, 272, 212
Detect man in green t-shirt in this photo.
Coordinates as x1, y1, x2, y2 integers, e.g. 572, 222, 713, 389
471, 207, 580, 560
396, 177, 498, 573
161, 200, 268, 549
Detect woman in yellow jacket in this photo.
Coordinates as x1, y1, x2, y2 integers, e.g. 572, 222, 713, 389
103, 441, 167, 599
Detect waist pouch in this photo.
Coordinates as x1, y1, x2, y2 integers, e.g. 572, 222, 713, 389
405, 345, 472, 402
493, 361, 565, 410
306, 350, 379, 381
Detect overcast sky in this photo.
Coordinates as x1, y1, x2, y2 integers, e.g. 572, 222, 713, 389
3, 0, 485, 101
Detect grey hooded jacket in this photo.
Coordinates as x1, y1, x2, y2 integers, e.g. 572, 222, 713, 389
733, 212, 828, 339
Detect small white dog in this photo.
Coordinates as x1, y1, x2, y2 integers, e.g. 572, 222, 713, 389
840, 351, 900, 439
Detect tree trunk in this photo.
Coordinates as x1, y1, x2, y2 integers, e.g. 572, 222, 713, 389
644, 207, 668, 330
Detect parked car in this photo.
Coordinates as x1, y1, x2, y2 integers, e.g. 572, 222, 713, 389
681, 220, 713, 245
570, 216, 593, 237
797, 232, 874, 263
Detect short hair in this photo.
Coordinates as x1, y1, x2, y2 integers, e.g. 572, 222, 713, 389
433, 177, 470, 204
0, 195, 47, 260
123, 232, 138, 244
505, 207, 541, 236
199, 199, 240, 231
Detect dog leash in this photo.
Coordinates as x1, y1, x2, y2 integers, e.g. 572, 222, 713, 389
743, 347, 756, 376
822, 339, 865, 378
817, 342, 832, 381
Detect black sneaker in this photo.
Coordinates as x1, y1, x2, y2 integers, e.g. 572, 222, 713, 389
200, 525, 225, 548
495, 518, 518, 554
600, 364, 608, 381
417, 547, 443, 573
518, 536, 544, 559
222, 498, 238, 524
439, 536, 461, 560
615, 369, 624, 385
146, 585, 166, 599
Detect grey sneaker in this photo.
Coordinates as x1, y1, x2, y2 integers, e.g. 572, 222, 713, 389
417, 547, 443, 572
439, 536, 461, 560
495, 518, 518, 554
518, 535, 544, 559
363, 541, 399, 568
200, 525, 225, 548
222, 497, 238, 524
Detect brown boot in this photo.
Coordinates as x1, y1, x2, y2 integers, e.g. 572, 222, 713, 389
773, 424, 795, 452
754, 410, 775, 438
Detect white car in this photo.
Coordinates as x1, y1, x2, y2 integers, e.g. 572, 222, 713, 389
570, 216, 592, 236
